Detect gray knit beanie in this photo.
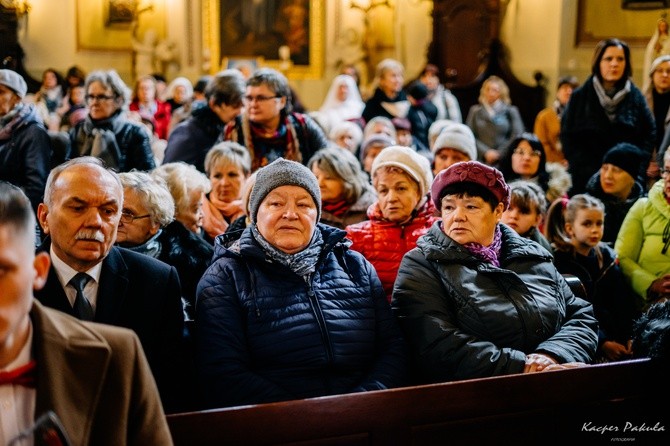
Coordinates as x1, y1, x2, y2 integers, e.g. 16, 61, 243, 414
249, 158, 321, 223
0, 69, 27, 99
432, 122, 477, 161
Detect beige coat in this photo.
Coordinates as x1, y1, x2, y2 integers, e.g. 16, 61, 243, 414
31, 301, 173, 446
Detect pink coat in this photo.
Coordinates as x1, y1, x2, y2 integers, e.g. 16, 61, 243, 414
346, 199, 440, 302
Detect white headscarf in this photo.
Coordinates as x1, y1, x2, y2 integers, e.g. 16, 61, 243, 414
317, 74, 364, 133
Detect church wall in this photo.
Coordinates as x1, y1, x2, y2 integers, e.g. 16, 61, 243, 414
17, 1, 664, 110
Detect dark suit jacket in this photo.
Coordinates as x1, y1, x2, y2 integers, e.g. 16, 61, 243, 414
31, 301, 173, 446
35, 239, 185, 412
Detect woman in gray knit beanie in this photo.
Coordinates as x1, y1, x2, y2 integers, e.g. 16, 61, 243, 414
195, 157, 407, 408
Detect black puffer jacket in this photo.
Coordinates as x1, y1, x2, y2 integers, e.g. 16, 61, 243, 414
393, 222, 598, 384
0, 103, 51, 214
195, 223, 407, 408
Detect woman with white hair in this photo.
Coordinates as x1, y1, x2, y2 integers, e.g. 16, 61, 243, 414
328, 120, 364, 154
117, 170, 213, 320
165, 76, 194, 113
152, 161, 211, 236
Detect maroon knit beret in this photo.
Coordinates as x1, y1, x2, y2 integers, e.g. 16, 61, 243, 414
431, 161, 511, 210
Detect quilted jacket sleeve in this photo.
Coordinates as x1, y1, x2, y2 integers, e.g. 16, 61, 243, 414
195, 258, 293, 408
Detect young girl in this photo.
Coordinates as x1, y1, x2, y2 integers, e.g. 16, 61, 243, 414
545, 194, 642, 362
501, 181, 552, 253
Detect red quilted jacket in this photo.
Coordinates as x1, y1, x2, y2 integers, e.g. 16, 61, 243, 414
346, 198, 440, 302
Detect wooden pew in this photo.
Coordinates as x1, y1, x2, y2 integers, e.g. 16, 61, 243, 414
167, 358, 668, 445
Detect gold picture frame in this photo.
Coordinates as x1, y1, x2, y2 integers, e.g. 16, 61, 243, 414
203, 0, 324, 80
576, 0, 668, 48
76, 0, 166, 51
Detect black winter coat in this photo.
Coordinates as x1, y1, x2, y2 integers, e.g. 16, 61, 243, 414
552, 244, 642, 350
561, 76, 655, 195
362, 88, 409, 124
163, 102, 224, 173
195, 223, 407, 408
157, 221, 214, 320
0, 103, 51, 214
393, 223, 598, 384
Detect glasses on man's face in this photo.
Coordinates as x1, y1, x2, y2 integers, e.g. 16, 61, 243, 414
512, 147, 542, 158
661, 168, 670, 177
244, 95, 280, 104
85, 94, 115, 103
119, 211, 151, 224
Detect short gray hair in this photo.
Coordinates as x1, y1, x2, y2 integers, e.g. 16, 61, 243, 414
44, 157, 123, 208
119, 170, 174, 227
204, 141, 252, 177
375, 58, 404, 82
247, 68, 292, 113
151, 162, 210, 218
85, 69, 131, 108
308, 147, 370, 204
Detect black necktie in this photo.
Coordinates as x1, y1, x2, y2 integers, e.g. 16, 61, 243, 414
69, 272, 94, 321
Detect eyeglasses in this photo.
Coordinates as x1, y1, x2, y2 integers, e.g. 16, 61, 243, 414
85, 94, 115, 103
661, 168, 670, 176
244, 95, 281, 104
512, 148, 542, 158
655, 69, 670, 76
119, 211, 151, 224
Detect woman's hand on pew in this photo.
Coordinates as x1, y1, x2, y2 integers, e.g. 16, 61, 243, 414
523, 353, 558, 373
540, 362, 588, 372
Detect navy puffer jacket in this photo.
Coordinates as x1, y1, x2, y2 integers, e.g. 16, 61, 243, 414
195, 223, 407, 408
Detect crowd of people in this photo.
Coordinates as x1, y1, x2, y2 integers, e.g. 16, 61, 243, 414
2, 36, 670, 443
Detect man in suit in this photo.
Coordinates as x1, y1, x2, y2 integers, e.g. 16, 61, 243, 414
0, 182, 173, 445
34, 156, 185, 413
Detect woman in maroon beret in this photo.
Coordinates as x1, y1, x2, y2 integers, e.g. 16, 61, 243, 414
392, 160, 599, 384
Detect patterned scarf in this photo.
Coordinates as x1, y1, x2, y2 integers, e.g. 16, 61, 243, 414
463, 224, 503, 267
74, 111, 125, 169
592, 76, 631, 122
0, 103, 30, 141
225, 113, 302, 171
125, 230, 163, 258
250, 223, 324, 278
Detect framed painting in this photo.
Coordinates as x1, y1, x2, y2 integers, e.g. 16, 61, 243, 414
576, 0, 668, 47
203, 0, 324, 79
76, 0, 167, 51
221, 57, 264, 77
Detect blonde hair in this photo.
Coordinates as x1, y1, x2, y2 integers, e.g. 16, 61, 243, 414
479, 75, 512, 105
204, 141, 251, 177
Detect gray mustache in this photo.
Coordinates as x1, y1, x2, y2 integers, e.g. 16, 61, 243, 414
75, 230, 105, 242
